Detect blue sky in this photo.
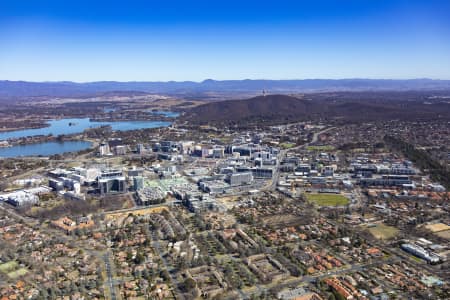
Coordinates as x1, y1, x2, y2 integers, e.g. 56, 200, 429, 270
0, 0, 449, 82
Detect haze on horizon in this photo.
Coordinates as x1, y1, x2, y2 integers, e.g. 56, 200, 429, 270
1, 0, 450, 82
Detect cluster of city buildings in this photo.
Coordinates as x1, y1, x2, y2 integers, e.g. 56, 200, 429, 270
0, 120, 449, 299
0, 187, 47, 207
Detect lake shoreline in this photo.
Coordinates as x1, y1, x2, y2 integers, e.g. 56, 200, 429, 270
0, 122, 51, 133
0, 114, 175, 157
0, 117, 174, 138
0, 117, 173, 141
0, 140, 94, 158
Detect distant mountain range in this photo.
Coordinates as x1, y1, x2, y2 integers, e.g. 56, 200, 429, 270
1, 79, 450, 98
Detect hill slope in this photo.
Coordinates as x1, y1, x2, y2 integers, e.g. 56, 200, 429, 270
183, 95, 322, 124
183, 94, 450, 125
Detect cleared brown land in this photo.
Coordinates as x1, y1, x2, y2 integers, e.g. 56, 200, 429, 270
262, 214, 305, 228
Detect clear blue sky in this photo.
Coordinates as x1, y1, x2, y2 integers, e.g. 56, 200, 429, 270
1, 0, 449, 82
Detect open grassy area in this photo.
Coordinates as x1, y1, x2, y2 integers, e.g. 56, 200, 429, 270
435, 230, 450, 240
0, 261, 18, 273
306, 145, 335, 151
280, 143, 295, 149
367, 224, 399, 240
305, 193, 349, 206
8, 268, 28, 279
424, 223, 450, 233
0, 261, 28, 279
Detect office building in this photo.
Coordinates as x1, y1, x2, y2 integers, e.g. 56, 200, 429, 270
227, 172, 253, 186
401, 243, 440, 264
98, 169, 127, 195
99, 142, 111, 156
359, 175, 412, 187
133, 176, 144, 191
99, 177, 127, 195
2, 191, 39, 207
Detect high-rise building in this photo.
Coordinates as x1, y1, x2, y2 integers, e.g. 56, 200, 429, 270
98, 169, 127, 194
133, 176, 144, 191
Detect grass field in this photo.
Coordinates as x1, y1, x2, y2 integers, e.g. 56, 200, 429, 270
280, 143, 295, 149
307, 145, 335, 151
0, 261, 28, 279
305, 193, 349, 206
435, 230, 450, 240
8, 268, 28, 279
425, 223, 450, 233
367, 224, 399, 240
0, 261, 18, 273
105, 206, 168, 220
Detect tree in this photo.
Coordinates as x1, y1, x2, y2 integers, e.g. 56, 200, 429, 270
160, 269, 170, 282
334, 292, 347, 300
127, 251, 133, 261
134, 252, 145, 264
48, 287, 56, 298
183, 277, 196, 292
39, 289, 48, 299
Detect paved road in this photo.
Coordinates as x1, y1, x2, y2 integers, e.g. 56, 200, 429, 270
151, 231, 185, 300
267, 127, 336, 191
103, 251, 118, 300
236, 255, 401, 299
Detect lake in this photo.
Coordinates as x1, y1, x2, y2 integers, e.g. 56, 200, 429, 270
0, 116, 174, 157
0, 118, 172, 141
149, 111, 180, 118
0, 140, 93, 158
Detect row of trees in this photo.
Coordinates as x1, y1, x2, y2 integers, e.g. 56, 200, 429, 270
384, 135, 450, 189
